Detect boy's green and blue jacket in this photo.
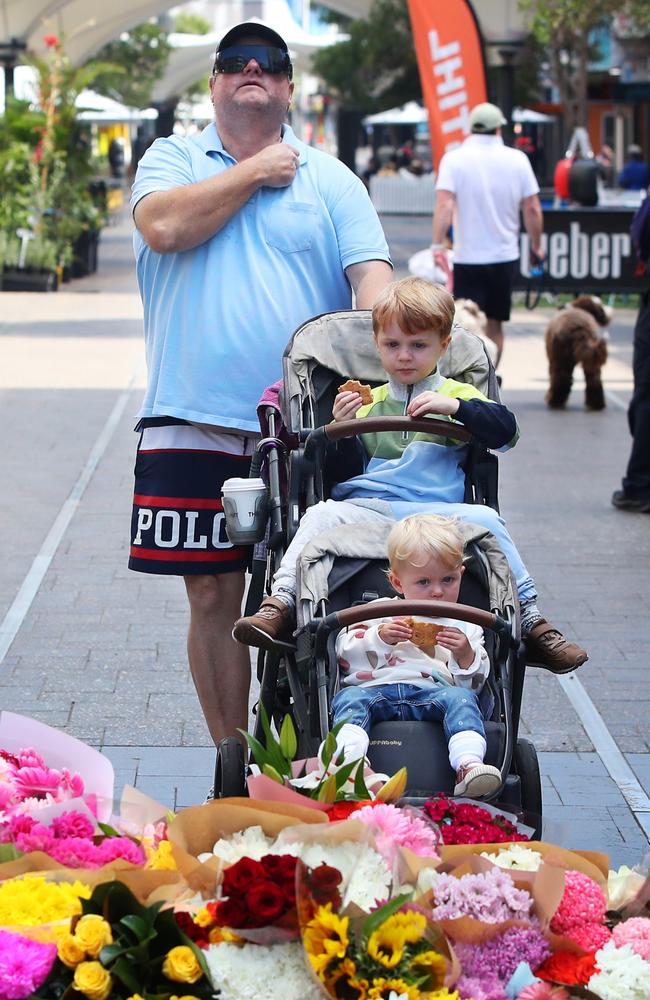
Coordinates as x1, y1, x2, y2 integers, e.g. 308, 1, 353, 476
330, 369, 519, 507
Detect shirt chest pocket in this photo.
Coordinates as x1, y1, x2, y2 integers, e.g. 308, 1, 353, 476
265, 201, 318, 253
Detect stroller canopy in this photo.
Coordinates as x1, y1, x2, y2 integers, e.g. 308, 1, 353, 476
295, 519, 515, 625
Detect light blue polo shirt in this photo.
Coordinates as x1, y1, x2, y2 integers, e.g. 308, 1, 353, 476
131, 123, 392, 433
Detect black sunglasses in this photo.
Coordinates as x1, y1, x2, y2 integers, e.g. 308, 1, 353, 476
213, 44, 293, 80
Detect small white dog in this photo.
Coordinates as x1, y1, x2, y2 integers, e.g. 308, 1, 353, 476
453, 299, 499, 367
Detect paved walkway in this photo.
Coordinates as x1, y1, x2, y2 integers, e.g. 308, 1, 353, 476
0, 207, 648, 864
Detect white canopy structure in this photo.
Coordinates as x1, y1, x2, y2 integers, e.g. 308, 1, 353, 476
362, 102, 427, 127
363, 103, 555, 128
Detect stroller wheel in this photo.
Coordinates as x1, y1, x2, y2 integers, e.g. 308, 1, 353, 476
514, 737, 543, 836
213, 738, 247, 799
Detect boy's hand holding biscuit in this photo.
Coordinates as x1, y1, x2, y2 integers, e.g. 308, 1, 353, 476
407, 391, 460, 418
333, 380, 373, 421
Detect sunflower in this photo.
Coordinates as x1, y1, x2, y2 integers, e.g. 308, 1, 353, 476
409, 950, 447, 990
368, 977, 420, 999
367, 911, 428, 968
303, 903, 350, 979
326, 957, 369, 999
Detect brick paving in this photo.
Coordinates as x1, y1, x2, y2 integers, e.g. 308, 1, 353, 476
0, 207, 648, 864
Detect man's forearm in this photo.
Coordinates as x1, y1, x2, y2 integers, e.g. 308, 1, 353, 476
523, 202, 543, 255
134, 159, 263, 254
432, 195, 454, 246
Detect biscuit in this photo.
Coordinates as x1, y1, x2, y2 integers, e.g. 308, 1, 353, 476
405, 618, 444, 648
337, 379, 373, 405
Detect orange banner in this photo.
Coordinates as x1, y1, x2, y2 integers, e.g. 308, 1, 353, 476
406, 0, 487, 168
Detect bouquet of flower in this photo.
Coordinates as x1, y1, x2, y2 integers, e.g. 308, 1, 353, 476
242, 708, 407, 805
302, 891, 455, 1000
424, 795, 533, 845
31, 879, 213, 1000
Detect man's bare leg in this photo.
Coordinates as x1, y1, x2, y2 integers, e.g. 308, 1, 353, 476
486, 318, 504, 366
184, 572, 250, 746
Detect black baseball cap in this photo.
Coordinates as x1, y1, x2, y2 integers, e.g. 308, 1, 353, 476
216, 21, 289, 54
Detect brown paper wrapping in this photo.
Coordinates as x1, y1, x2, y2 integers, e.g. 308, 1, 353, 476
438, 841, 609, 888
0, 853, 183, 903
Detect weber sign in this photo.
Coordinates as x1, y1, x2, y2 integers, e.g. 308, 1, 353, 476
517, 209, 640, 293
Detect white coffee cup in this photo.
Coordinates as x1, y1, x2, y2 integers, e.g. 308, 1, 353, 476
221, 477, 268, 544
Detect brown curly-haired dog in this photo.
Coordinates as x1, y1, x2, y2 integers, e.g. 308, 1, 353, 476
545, 295, 611, 410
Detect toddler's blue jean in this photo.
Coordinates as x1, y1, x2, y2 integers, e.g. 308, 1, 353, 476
331, 682, 485, 741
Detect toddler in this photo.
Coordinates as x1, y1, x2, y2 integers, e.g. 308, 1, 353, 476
331, 514, 501, 799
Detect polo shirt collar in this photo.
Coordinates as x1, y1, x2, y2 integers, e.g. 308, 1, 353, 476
194, 121, 308, 165
465, 133, 504, 147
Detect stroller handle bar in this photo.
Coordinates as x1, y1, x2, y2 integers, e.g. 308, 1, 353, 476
316, 599, 511, 642
304, 416, 473, 460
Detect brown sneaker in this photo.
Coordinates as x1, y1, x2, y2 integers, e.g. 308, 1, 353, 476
232, 597, 296, 649
454, 761, 501, 799
524, 619, 588, 674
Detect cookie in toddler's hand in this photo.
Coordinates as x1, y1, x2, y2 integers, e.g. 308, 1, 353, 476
405, 618, 444, 648
337, 380, 373, 405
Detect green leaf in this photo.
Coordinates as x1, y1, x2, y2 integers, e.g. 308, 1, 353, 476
107, 955, 141, 993
257, 703, 292, 776
279, 713, 298, 761
119, 913, 154, 942
353, 760, 372, 800
320, 731, 337, 772
361, 892, 413, 939
333, 758, 360, 791
261, 763, 284, 784
97, 821, 121, 837
0, 843, 21, 862
238, 728, 276, 771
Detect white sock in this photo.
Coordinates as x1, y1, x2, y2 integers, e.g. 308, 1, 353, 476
320, 723, 369, 766
448, 731, 486, 771
270, 587, 296, 609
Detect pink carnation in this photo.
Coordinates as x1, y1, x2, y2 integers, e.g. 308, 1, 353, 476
355, 803, 440, 858
550, 870, 607, 933
612, 916, 650, 960
0, 929, 56, 998
518, 986, 570, 1000
15, 823, 56, 854
96, 837, 145, 866
48, 837, 102, 868
51, 811, 95, 840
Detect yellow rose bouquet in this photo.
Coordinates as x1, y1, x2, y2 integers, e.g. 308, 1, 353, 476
32, 880, 213, 1000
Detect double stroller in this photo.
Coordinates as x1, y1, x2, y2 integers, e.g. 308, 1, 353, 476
214, 310, 543, 830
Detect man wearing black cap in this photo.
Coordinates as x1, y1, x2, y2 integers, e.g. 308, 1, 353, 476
128, 22, 392, 755
432, 102, 544, 365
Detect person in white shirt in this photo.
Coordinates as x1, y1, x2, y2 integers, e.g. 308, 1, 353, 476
432, 102, 544, 364
330, 513, 502, 799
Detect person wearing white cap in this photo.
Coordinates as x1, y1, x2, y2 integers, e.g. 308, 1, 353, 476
128, 20, 393, 755
432, 101, 544, 364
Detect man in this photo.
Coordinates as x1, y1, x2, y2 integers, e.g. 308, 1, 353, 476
129, 22, 392, 749
618, 144, 650, 192
612, 188, 650, 513
432, 102, 544, 364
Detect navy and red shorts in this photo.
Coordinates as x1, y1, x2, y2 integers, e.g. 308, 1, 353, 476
129, 419, 256, 576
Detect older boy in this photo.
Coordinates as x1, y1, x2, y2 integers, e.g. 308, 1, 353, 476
235, 278, 587, 673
